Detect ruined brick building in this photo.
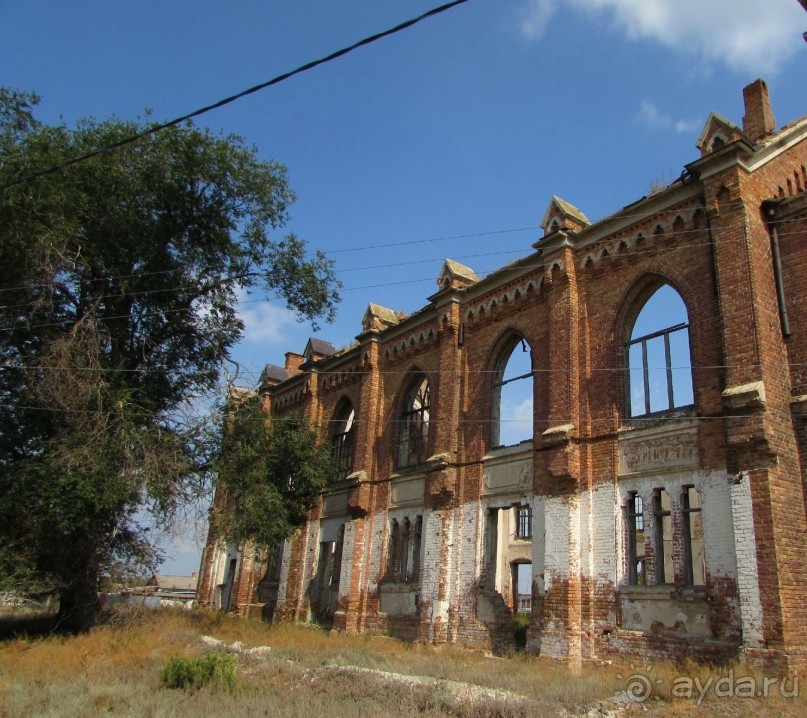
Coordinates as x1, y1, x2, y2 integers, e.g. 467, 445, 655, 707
198, 80, 807, 671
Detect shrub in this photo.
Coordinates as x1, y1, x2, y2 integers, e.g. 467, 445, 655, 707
159, 653, 238, 692
513, 613, 531, 649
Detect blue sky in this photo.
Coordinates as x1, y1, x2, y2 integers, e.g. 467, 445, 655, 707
2, 0, 805, 574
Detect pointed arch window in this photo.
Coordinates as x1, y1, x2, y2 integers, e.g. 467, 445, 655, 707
331, 400, 355, 480
491, 337, 533, 447
627, 285, 694, 417
397, 376, 430, 468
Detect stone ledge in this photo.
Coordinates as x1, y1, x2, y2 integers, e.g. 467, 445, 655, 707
425, 452, 451, 470
540, 423, 574, 447
790, 395, 807, 414
344, 470, 367, 483
722, 381, 766, 411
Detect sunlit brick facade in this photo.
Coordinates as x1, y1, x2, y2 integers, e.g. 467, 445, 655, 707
198, 80, 807, 671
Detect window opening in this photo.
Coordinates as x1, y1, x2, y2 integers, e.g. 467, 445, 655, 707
627, 285, 694, 417
313, 539, 341, 625
386, 515, 422, 583
491, 338, 533, 447
397, 377, 430, 468
331, 403, 355, 480
316, 542, 336, 587
484, 507, 533, 616
387, 519, 399, 579
516, 505, 532, 540
626, 493, 645, 585
411, 516, 423, 582
265, 542, 284, 583
653, 490, 674, 584
400, 518, 411, 582
683, 487, 705, 586
221, 557, 238, 611
513, 562, 532, 613
331, 525, 345, 589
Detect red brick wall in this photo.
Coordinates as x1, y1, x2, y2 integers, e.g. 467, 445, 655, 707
198, 91, 807, 672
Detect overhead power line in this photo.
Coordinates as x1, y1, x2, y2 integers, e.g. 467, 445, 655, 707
0, 220, 799, 320
2, 399, 792, 432
0, 0, 471, 191
0, 196, 779, 297
7, 361, 806, 377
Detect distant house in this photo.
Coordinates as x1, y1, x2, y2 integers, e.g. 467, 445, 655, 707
110, 573, 198, 609
151, 574, 199, 594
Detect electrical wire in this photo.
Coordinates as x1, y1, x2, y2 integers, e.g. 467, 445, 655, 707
8, 361, 807, 376
0, 399, 787, 430
0, 201, 799, 298
1, 223, 804, 330
0, 0, 472, 191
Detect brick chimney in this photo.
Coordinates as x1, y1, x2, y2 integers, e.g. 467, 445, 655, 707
284, 351, 305, 376
742, 79, 775, 142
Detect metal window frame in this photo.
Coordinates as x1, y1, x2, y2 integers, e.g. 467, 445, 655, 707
397, 378, 430, 468
516, 505, 533, 540
626, 321, 690, 417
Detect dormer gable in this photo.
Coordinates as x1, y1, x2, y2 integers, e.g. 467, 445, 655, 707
436, 259, 478, 292
540, 196, 590, 237
303, 337, 337, 363
260, 364, 289, 389
696, 112, 745, 157
361, 303, 407, 332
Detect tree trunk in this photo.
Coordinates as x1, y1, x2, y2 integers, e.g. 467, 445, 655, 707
56, 559, 101, 633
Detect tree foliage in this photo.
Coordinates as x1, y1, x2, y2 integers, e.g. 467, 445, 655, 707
0, 89, 340, 629
211, 394, 339, 549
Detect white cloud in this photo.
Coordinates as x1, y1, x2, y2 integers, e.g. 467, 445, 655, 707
510, 396, 534, 423
674, 118, 701, 134
237, 291, 298, 345
638, 99, 670, 129
519, 0, 559, 40
638, 99, 699, 134
499, 395, 533, 446
520, 0, 804, 75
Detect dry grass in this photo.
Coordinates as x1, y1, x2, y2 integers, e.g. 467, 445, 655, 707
0, 608, 804, 717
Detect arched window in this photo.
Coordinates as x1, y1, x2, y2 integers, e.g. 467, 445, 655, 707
491, 337, 533, 447
331, 400, 355, 480
397, 376, 430, 468
627, 284, 694, 417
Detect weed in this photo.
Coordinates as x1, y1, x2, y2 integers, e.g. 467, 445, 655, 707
512, 613, 530, 649
159, 653, 238, 693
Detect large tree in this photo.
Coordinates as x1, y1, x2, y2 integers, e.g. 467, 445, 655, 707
0, 89, 340, 630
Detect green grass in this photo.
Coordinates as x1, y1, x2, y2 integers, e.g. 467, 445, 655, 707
160, 653, 238, 693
